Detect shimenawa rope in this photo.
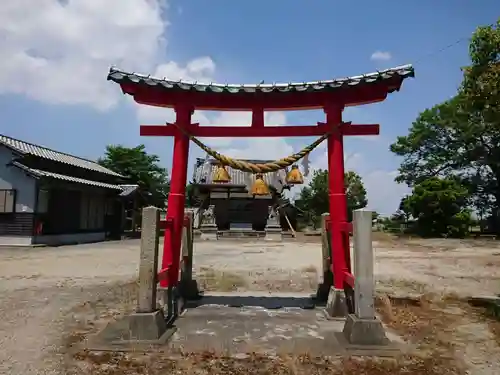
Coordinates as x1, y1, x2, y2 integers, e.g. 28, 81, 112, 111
172, 123, 338, 173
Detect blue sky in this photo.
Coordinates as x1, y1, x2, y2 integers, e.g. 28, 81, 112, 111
0, 1, 498, 215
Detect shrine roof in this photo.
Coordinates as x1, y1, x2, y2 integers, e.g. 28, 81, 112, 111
108, 64, 414, 95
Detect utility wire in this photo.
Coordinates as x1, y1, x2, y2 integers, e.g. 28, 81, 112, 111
411, 22, 496, 66
412, 37, 469, 65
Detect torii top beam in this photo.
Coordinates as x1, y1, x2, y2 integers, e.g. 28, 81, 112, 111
107, 65, 414, 111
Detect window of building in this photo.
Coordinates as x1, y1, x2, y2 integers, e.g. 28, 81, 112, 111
0, 189, 16, 213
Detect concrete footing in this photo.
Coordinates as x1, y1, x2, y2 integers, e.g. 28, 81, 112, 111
316, 270, 333, 302
128, 310, 167, 341
179, 279, 202, 300
325, 287, 348, 317
200, 228, 218, 240
342, 314, 389, 346
265, 228, 282, 241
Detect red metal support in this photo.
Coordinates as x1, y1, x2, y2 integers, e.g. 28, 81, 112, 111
325, 105, 350, 291
160, 106, 192, 288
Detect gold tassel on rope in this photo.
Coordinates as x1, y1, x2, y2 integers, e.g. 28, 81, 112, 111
286, 165, 304, 185
212, 163, 231, 183
251, 173, 270, 196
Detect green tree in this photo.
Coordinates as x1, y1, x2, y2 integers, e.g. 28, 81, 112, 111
390, 20, 500, 228
345, 171, 368, 220
98, 145, 169, 207
296, 169, 368, 226
403, 177, 471, 238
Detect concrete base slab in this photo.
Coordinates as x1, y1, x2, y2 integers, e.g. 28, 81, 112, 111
333, 331, 402, 357
129, 310, 167, 341
342, 314, 389, 346
169, 301, 404, 357
325, 287, 348, 318
80, 294, 405, 356
265, 229, 282, 241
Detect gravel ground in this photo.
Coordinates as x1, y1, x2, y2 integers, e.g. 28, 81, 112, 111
1, 236, 500, 374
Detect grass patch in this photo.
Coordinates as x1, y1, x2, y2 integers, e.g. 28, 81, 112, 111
71, 350, 465, 375
376, 278, 429, 295
467, 298, 500, 346
301, 265, 318, 273
375, 293, 466, 353
372, 231, 399, 244
198, 269, 247, 292
62, 281, 139, 350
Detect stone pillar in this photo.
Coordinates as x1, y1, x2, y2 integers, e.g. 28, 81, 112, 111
265, 205, 281, 241
343, 209, 388, 345
200, 204, 218, 240
179, 210, 200, 300
193, 208, 201, 229
128, 206, 167, 340
137, 206, 160, 313
316, 213, 333, 302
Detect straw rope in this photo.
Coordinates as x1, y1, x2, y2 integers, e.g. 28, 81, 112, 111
173, 123, 335, 173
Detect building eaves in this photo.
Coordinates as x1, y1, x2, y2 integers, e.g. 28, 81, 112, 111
11, 162, 122, 190
0, 134, 124, 178
118, 184, 140, 197
108, 64, 415, 95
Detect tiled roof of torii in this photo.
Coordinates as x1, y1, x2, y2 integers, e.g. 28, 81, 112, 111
107, 64, 414, 95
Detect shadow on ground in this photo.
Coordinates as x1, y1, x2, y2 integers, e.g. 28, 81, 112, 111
185, 294, 320, 310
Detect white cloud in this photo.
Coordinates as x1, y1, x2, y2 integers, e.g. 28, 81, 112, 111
362, 170, 410, 215
0, 0, 169, 110
370, 51, 392, 62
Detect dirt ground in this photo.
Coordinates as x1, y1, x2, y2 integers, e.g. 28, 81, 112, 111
0, 235, 500, 374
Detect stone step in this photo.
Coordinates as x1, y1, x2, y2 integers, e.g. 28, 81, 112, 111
217, 230, 266, 239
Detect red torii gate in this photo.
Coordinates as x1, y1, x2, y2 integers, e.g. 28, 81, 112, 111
107, 65, 414, 299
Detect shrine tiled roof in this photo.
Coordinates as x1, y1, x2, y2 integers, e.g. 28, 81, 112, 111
193, 158, 287, 191
107, 64, 414, 95
0, 134, 123, 178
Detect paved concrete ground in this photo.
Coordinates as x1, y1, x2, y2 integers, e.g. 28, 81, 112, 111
1, 236, 500, 374
85, 290, 402, 357
167, 291, 402, 356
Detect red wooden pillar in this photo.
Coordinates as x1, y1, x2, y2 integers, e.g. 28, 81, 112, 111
325, 105, 349, 290
160, 105, 192, 288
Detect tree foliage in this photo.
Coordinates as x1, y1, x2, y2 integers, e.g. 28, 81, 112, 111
390, 19, 500, 233
401, 177, 471, 237
296, 169, 368, 226
98, 145, 169, 207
